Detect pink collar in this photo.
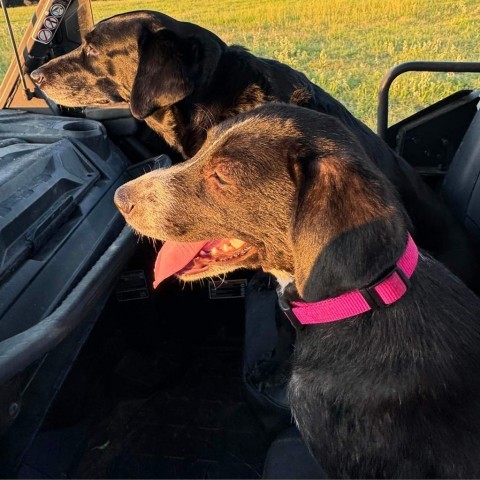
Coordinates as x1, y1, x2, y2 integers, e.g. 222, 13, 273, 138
279, 234, 418, 326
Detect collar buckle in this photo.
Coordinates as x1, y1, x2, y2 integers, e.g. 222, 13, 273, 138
359, 264, 411, 310
277, 287, 305, 331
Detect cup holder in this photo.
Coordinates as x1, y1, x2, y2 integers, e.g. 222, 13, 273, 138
62, 121, 98, 132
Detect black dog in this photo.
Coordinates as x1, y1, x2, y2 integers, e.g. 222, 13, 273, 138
114, 104, 480, 478
29, 10, 480, 292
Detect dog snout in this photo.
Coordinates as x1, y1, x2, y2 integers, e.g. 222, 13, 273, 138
30, 68, 46, 86
114, 186, 135, 214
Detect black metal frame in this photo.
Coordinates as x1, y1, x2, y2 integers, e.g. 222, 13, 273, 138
377, 61, 480, 140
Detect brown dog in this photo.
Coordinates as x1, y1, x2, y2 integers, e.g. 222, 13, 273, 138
29, 11, 480, 292
114, 104, 480, 478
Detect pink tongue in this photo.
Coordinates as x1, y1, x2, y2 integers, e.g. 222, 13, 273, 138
153, 240, 210, 288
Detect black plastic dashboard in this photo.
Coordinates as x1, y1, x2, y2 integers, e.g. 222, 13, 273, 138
0, 109, 138, 439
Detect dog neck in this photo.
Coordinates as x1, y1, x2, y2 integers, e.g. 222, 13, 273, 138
269, 269, 295, 295
281, 233, 418, 325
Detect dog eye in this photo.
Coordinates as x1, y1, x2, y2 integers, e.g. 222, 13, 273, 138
85, 45, 99, 57
211, 171, 229, 186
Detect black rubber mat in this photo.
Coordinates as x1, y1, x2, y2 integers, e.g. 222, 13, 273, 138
75, 346, 270, 479
22, 266, 272, 479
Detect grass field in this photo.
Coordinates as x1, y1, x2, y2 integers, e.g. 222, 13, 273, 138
1, 0, 479, 128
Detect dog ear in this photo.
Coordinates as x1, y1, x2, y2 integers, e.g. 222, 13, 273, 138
289, 154, 332, 301
130, 28, 196, 119
289, 153, 399, 302
130, 25, 224, 120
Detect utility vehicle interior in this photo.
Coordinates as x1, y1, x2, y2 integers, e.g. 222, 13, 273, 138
0, 0, 479, 477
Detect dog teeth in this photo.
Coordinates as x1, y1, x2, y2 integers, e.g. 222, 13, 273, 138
230, 239, 244, 249
212, 245, 253, 263
222, 244, 231, 252
211, 247, 218, 255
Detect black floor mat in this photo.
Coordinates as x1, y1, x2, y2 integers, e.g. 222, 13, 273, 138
23, 267, 272, 479
76, 346, 270, 479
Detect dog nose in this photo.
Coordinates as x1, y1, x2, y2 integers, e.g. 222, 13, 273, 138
30, 68, 46, 85
114, 186, 135, 214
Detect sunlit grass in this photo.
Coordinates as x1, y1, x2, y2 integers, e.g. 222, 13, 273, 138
1, 0, 479, 129
0, 5, 35, 78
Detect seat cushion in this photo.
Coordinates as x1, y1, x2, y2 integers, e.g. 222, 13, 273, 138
443, 109, 480, 241
243, 271, 292, 431
263, 427, 327, 479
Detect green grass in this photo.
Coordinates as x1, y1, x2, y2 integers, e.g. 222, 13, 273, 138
0, 5, 35, 80
1, 0, 479, 128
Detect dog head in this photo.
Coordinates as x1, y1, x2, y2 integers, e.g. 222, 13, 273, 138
30, 11, 225, 116
115, 104, 407, 300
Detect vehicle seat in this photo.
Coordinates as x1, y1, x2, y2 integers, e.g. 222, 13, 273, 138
262, 427, 327, 479
243, 271, 292, 433
442, 106, 480, 242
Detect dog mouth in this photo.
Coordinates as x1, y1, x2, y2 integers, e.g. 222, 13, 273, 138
153, 238, 256, 288
40, 87, 119, 107
40, 90, 112, 107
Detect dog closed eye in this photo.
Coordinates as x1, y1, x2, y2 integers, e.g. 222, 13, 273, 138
85, 44, 98, 57
209, 170, 230, 186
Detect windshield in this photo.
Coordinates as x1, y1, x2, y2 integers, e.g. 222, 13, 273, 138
0, 0, 478, 128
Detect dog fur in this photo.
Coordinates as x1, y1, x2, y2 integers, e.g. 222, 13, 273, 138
30, 10, 480, 292
114, 104, 480, 478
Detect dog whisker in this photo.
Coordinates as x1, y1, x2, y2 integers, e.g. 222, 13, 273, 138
214, 274, 227, 288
